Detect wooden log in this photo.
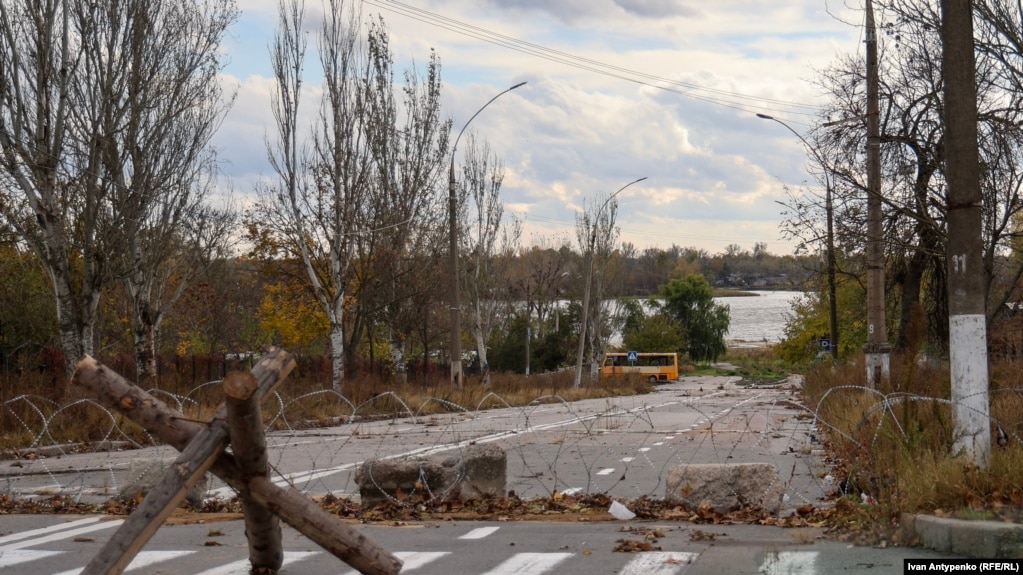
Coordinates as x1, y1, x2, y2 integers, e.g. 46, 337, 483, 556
72, 353, 403, 575
74, 351, 293, 575
225, 370, 283, 573
80, 421, 226, 575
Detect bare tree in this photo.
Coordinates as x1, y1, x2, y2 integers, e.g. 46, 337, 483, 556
0, 0, 236, 383
459, 134, 511, 383
255, 2, 450, 391
575, 192, 622, 383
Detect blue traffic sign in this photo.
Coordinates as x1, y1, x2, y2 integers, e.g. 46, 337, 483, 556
627, 350, 638, 362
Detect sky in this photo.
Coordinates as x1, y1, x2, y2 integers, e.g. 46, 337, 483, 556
214, 0, 866, 256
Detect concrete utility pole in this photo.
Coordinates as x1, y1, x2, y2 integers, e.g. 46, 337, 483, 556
941, 0, 990, 466
448, 82, 526, 388
864, 0, 891, 385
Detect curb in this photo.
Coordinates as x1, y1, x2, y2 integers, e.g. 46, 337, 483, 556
901, 513, 1023, 558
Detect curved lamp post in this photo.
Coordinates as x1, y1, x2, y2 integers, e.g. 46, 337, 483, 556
448, 81, 527, 387
757, 113, 838, 360
573, 176, 647, 387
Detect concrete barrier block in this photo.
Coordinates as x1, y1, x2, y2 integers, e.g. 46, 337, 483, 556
665, 463, 785, 513
356, 444, 506, 508
904, 513, 1023, 558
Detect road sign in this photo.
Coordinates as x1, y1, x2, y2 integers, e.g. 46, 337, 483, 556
819, 338, 831, 351
627, 351, 638, 362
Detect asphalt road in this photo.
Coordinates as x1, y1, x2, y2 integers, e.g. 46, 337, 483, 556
0, 514, 952, 575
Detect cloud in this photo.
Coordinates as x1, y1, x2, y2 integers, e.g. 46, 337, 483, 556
219, 0, 860, 254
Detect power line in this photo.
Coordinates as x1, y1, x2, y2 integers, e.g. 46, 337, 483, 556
363, 0, 825, 119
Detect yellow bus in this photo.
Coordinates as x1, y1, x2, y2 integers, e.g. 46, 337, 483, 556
599, 352, 679, 382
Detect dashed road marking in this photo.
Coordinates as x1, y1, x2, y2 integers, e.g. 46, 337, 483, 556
620, 551, 698, 575
621, 457, 635, 462
51, 550, 195, 575
0, 550, 63, 569
480, 552, 573, 575
460, 526, 501, 539
0, 519, 124, 553
193, 551, 319, 575
596, 468, 616, 476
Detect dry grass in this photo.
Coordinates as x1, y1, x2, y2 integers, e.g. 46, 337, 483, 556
0, 365, 654, 449
803, 354, 1023, 528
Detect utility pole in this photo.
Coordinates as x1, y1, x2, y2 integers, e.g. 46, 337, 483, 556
864, 0, 890, 386
941, 0, 990, 466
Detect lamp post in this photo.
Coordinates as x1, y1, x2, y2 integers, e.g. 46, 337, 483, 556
573, 176, 647, 387
448, 81, 527, 387
757, 113, 838, 360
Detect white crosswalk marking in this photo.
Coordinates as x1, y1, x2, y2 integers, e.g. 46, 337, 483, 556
0, 517, 102, 546
0, 550, 63, 568
0, 519, 124, 553
596, 468, 616, 476
50, 550, 196, 575
338, 551, 449, 575
191, 551, 319, 575
619, 551, 698, 575
761, 551, 819, 575
460, 526, 500, 539
480, 552, 573, 575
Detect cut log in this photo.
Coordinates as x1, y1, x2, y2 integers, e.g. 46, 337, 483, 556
225, 370, 282, 572
72, 352, 402, 575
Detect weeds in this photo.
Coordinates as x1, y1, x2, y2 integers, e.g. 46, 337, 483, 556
803, 354, 1023, 530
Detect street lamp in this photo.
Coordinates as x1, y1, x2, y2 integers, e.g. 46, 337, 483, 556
448, 81, 527, 387
574, 176, 647, 387
757, 113, 838, 360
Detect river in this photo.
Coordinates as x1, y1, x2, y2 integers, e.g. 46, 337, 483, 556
717, 290, 802, 344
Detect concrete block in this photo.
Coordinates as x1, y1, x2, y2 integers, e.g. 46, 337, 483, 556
119, 457, 209, 508
665, 463, 785, 513
356, 444, 506, 508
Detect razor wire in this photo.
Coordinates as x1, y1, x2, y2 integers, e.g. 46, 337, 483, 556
1, 375, 1017, 514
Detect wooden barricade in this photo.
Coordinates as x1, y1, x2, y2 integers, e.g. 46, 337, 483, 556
72, 349, 402, 575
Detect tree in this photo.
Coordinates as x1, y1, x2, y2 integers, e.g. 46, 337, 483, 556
253, 1, 448, 391
0, 0, 237, 384
621, 302, 686, 354
459, 134, 511, 384
659, 275, 729, 363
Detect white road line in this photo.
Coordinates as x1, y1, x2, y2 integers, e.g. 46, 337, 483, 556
0, 519, 124, 553
620, 552, 698, 575
561, 487, 584, 495
480, 553, 573, 575
664, 436, 675, 440
50, 550, 195, 575
192, 551, 319, 575
0, 517, 102, 545
638, 447, 652, 452
761, 551, 819, 575
621, 457, 635, 462
339, 551, 449, 575
596, 468, 616, 476
211, 398, 691, 499
460, 526, 501, 540
653, 442, 665, 446
0, 549, 63, 568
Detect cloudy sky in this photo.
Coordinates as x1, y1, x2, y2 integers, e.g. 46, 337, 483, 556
215, 0, 865, 255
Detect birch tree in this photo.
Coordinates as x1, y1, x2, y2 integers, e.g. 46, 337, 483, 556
0, 0, 236, 383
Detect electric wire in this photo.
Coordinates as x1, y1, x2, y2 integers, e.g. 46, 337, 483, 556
363, 0, 826, 120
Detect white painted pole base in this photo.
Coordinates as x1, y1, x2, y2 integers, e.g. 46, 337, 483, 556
865, 352, 890, 387
949, 314, 990, 467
